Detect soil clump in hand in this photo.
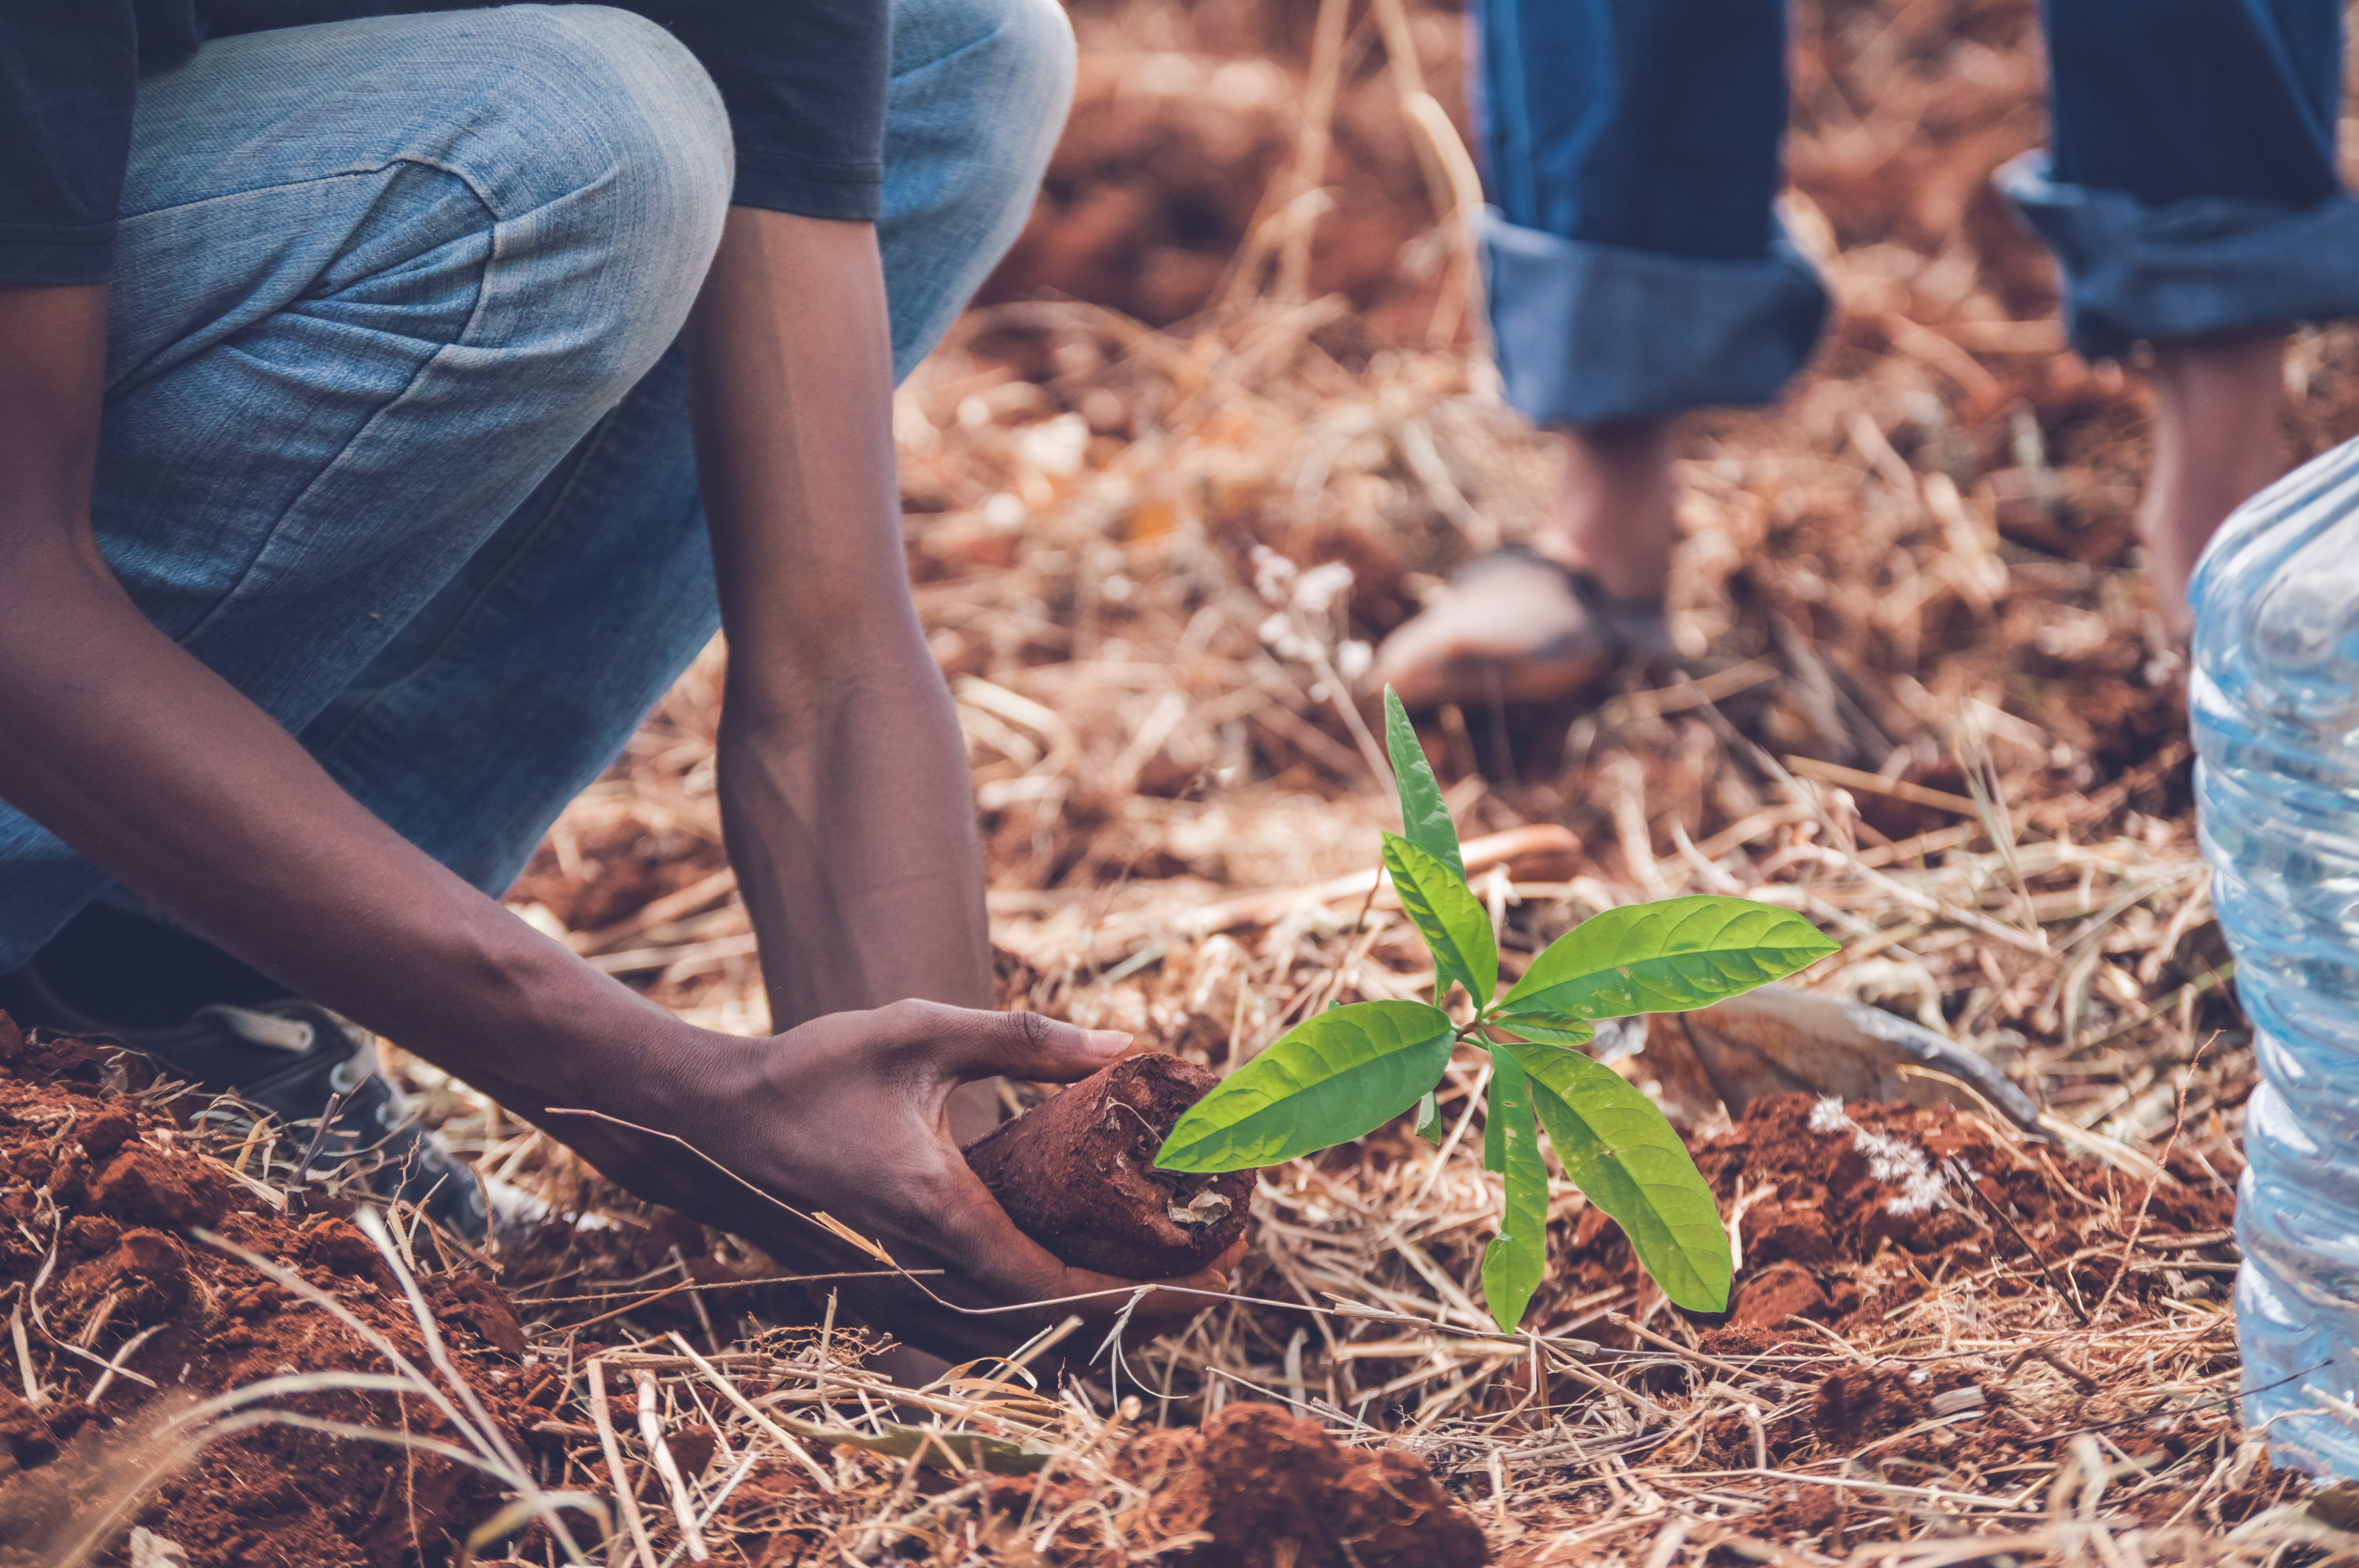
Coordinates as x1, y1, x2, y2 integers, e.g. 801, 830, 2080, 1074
963, 1052, 1254, 1277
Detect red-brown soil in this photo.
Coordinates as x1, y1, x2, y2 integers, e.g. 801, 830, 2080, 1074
0, 1018, 1488, 1566
0, 1015, 533, 1568
1530, 1092, 2238, 1354
1493, 1092, 2272, 1544
989, 1402, 1489, 1567
963, 1053, 1255, 1276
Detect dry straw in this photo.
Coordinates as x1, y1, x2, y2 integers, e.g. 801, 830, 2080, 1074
21, 0, 2359, 1560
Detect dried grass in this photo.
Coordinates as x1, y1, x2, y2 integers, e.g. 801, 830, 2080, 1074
355, 0, 2359, 1561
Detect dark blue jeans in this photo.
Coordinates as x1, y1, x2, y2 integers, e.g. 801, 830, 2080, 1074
1476, 0, 2359, 425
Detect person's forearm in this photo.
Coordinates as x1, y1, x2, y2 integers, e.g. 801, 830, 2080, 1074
0, 285, 691, 1116
0, 543, 693, 1098
683, 209, 991, 1029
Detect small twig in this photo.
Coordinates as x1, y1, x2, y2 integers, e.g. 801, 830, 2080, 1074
1781, 1315, 1874, 1365
293, 1087, 351, 1191
550, 1280, 699, 1336
634, 1370, 709, 1562
2093, 1059, 2197, 1322
663, 1334, 837, 1495
517, 1269, 930, 1310
1945, 1161, 2092, 1326
1998, 1342, 2099, 1394
86, 1323, 168, 1406
655, 1448, 765, 1568
586, 1361, 655, 1568
11, 1303, 44, 1408
74, 1289, 121, 1349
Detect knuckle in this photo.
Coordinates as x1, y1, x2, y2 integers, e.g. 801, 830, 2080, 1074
874, 998, 956, 1059
874, 997, 933, 1031
1007, 1008, 1058, 1056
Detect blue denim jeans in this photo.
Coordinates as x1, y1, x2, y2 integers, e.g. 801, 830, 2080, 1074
1476, 0, 2359, 424
1474, 0, 1828, 426
1999, 0, 2359, 360
0, 0, 1075, 969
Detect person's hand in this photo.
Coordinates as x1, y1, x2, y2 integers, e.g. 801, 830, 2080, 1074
537, 1001, 1245, 1362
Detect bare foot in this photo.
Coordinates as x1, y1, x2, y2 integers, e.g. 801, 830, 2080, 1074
2143, 330, 2287, 636
1372, 418, 1677, 707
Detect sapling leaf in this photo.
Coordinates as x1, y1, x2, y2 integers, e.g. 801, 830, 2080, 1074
1413, 1091, 1444, 1145
1382, 831, 1497, 1007
1490, 1015, 1596, 1046
1480, 1045, 1550, 1330
1382, 686, 1465, 881
1496, 895, 1837, 1023
1156, 1000, 1456, 1172
1502, 1041, 1731, 1312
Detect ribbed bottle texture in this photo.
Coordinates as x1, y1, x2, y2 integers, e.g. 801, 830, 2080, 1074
2191, 438, 2359, 1477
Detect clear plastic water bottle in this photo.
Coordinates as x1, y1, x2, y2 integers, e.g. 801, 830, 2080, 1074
2191, 436, 2359, 1478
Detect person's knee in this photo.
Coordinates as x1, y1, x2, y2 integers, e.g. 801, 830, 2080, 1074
983, 0, 1079, 132
985, 0, 1077, 187
450, 6, 733, 381
909, 0, 1077, 201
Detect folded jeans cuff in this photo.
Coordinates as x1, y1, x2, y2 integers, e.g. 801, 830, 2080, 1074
1997, 151, 2359, 360
1480, 210, 1830, 426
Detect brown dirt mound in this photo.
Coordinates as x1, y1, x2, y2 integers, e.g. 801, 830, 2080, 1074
1533, 1091, 2236, 1352
1483, 1090, 2264, 1542
963, 1052, 1254, 1277
990, 1402, 1489, 1567
0, 1014, 532, 1568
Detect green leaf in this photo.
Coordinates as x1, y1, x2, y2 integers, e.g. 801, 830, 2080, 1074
1383, 687, 1465, 882
1503, 1042, 1730, 1312
1413, 1091, 1444, 1145
1156, 1001, 1456, 1172
1382, 832, 1497, 1007
1496, 895, 1837, 1023
1479, 1045, 1550, 1331
1490, 1016, 1596, 1047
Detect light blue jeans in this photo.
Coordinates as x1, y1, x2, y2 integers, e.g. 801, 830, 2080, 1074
0, 1, 1075, 968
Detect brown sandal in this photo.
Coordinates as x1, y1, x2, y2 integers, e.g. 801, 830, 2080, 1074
1371, 546, 1671, 708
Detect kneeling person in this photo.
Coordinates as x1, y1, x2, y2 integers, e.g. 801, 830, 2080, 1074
0, 0, 1231, 1356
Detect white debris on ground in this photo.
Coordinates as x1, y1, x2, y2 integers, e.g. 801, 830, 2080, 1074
1810, 1093, 1951, 1216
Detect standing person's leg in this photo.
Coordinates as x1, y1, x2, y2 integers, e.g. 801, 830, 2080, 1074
2003, 0, 2358, 633
1375, 0, 1825, 708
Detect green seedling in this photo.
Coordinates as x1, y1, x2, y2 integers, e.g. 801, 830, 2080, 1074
1156, 687, 1838, 1330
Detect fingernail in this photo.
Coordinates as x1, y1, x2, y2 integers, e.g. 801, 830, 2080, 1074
1085, 1030, 1132, 1057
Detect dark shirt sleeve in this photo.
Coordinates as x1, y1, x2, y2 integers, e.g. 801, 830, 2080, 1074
0, 9, 143, 284
662, 1, 889, 223
0, 0, 891, 286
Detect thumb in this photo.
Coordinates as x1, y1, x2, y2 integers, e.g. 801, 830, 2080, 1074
878, 1000, 1129, 1084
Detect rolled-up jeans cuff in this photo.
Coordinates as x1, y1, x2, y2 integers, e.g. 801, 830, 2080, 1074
1480, 209, 1830, 426
1996, 151, 2359, 361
